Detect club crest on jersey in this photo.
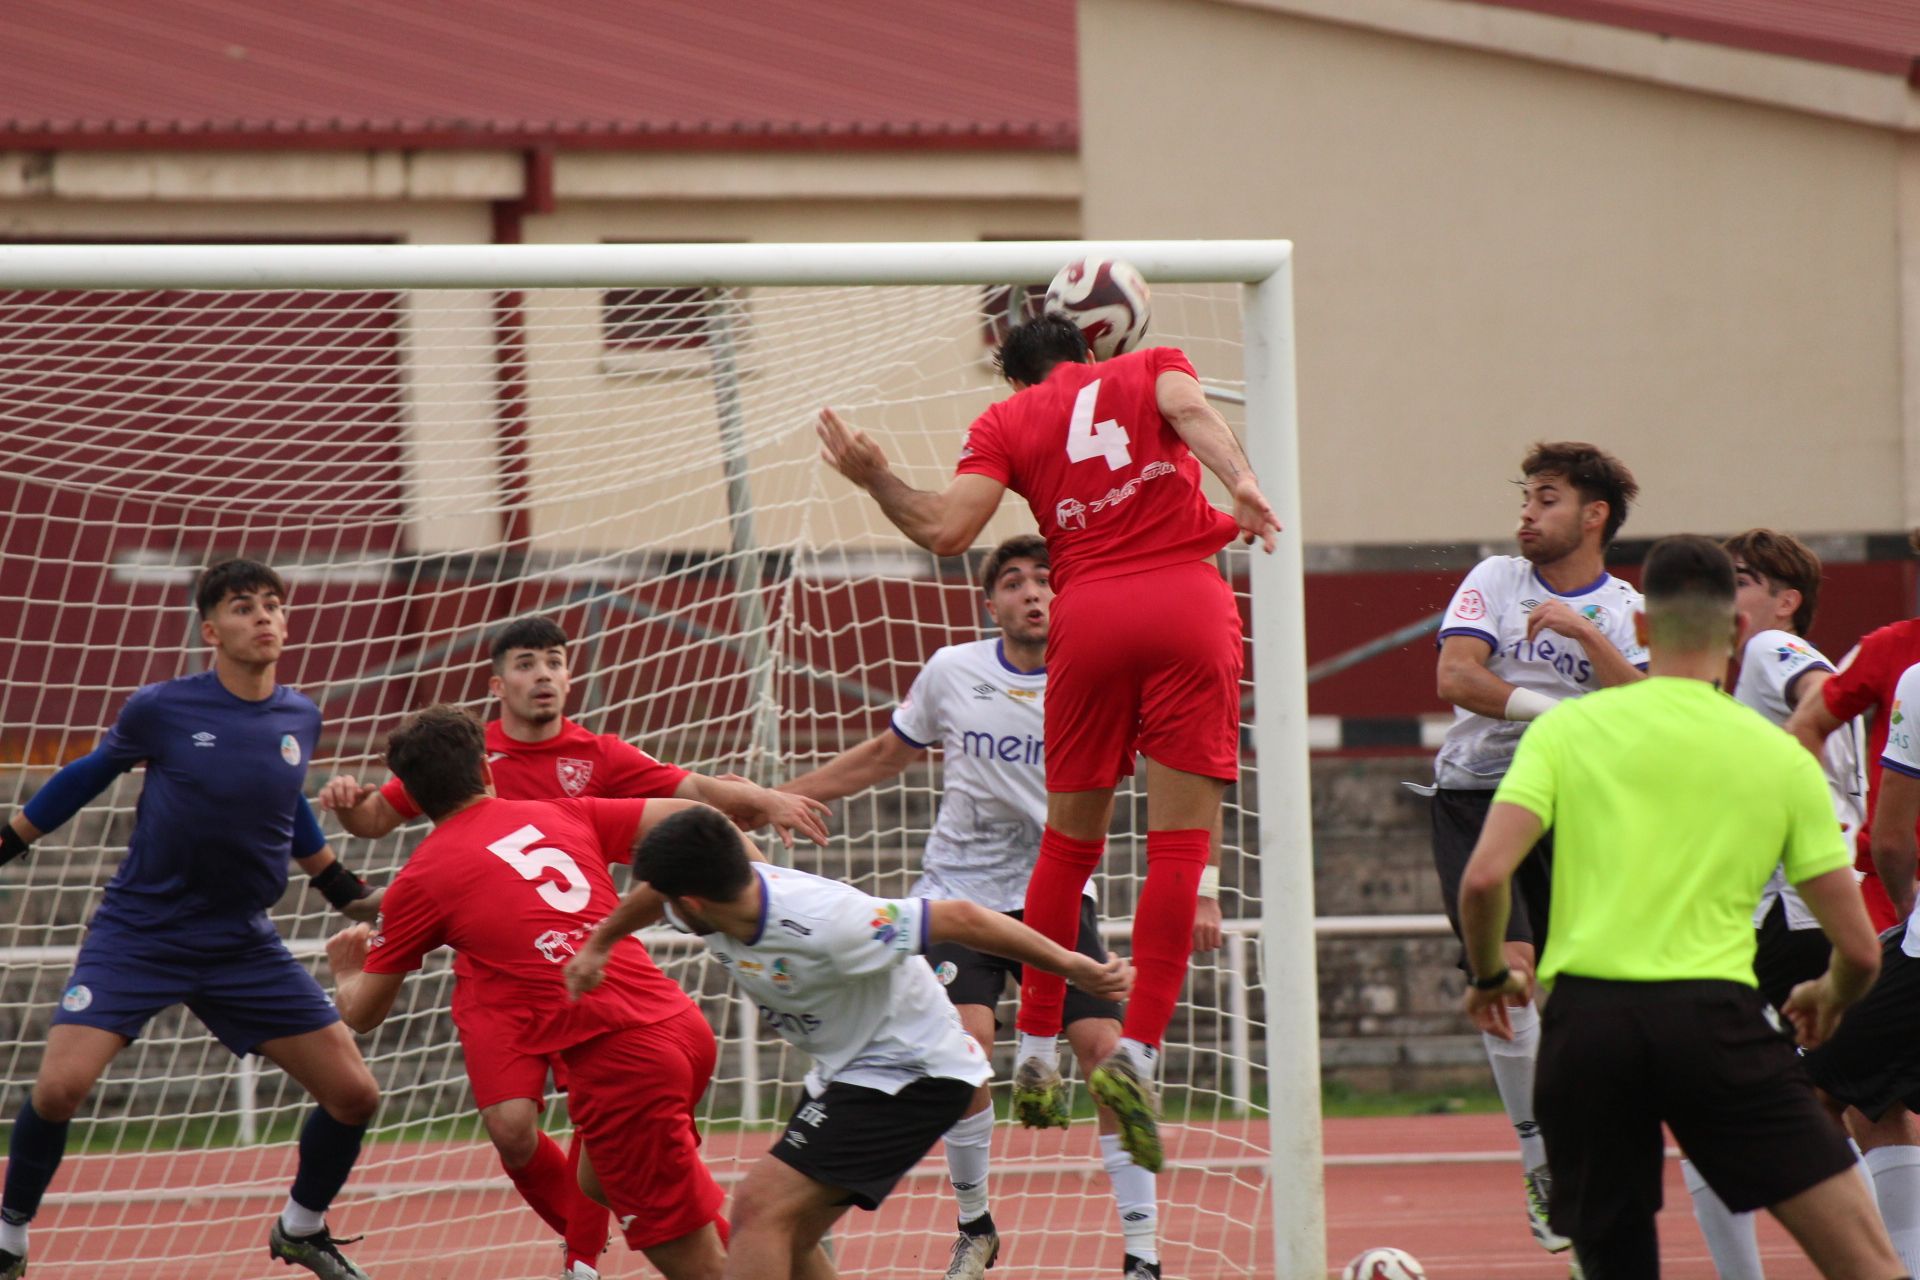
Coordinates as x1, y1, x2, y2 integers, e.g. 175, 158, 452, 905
1454, 589, 1487, 621
1580, 604, 1607, 626
557, 758, 594, 797
770, 958, 794, 988
279, 734, 301, 766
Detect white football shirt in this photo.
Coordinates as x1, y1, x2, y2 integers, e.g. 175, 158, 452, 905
1875, 663, 1920, 956
1434, 556, 1649, 789
1734, 629, 1863, 931
890, 638, 1090, 913
676, 865, 992, 1095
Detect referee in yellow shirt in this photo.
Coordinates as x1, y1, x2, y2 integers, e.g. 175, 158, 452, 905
1459, 535, 1901, 1279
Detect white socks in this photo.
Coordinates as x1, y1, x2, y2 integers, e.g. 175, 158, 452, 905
1865, 1145, 1920, 1275
279, 1197, 325, 1238
0, 1217, 24, 1256
1481, 1000, 1547, 1171
944, 1106, 995, 1225
1681, 1157, 1763, 1280
1117, 1037, 1159, 1077
1017, 1033, 1060, 1070
1101, 1132, 1159, 1264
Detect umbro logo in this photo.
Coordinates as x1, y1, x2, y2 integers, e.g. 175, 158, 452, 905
191, 731, 216, 748
617, 1214, 636, 1231
1123, 1211, 1151, 1222
1520, 598, 1542, 611
779, 918, 813, 937
784, 1131, 809, 1149
487, 752, 510, 762
972, 682, 996, 700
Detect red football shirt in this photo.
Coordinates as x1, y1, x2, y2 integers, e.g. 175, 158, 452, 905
956, 346, 1238, 591
1822, 617, 1920, 871
363, 796, 693, 1055
381, 718, 689, 820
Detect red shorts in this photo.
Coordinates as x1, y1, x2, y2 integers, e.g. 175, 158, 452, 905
562, 1002, 724, 1250
456, 1011, 569, 1111
1046, 560, 1243, 792
1861, 869, 1901, 934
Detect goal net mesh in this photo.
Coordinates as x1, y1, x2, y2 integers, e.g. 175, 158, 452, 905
0, 275, 1273, 1279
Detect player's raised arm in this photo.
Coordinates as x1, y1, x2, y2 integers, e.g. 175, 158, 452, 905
778, 730, 925, 804
1154, 369, 1279, 552
924, 899, 1133, 1002
817, 407, 1004, 557
675, 772, 831, 849
317, 773, 407, 840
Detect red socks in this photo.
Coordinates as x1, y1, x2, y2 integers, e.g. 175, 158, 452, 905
1121, 828, 1209, 1048
1016, 827, 1106, 1037
502, 1131, 610, 1271
562, 1131, 612, 1269
503, 1131, 571, 1236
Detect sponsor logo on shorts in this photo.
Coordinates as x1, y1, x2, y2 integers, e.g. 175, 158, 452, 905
796, 1101, 828, 1127
61, 984, 92, 1012
783, 1130, 809, 1149
557, 757, 594, 797
935, 961, 958, 985
1454, 589, 1487, 621
279, 734, 301, 766
870, 903, 903, 945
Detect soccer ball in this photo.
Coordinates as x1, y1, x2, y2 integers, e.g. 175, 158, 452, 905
1341, 1247, 1428, 1280
1044, 256, 1151, 360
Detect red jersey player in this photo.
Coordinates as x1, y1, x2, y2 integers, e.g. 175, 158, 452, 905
317, 616, 827, 1278
325, 706, 734, 1280
816, 314, 1279, 1172
1787, 616, 1920, 932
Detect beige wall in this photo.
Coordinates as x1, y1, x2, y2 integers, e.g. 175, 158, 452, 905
1079, 0, 1908, 546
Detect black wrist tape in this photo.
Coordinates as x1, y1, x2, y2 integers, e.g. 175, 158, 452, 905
311, 860, 372, 910
0, 827, 29, 868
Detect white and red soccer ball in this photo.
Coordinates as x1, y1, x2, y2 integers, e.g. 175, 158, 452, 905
1044, 256, 1151, 360
1341, 1247, 1428, 1280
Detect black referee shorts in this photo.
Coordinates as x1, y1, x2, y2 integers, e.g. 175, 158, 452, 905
1430, 787, 1553, 965
923, 897, 1123, 1028
1535, 976, 1854, 1242
1804, 929, 1920, 1122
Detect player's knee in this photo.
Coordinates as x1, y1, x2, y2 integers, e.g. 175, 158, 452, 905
30, 1073, 92, 1123
323, 1074, 381, 1126
486, 1116, 539, 1169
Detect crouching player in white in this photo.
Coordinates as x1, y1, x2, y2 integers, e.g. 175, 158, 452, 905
565, 806, 1132, 1280
779, 534, 1190, 1280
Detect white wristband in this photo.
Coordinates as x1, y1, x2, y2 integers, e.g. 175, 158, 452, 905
1197, 865, 1220, 899
1504, 687, 1561, 722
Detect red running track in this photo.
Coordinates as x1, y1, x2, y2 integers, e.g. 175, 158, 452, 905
26, 1112, 1822, 1277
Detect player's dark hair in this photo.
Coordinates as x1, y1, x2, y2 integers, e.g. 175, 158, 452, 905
1520, 442, 1640, 546
194, 559, 286, 619
995, 314, 1088, 386
634, 804, 756, 902
979, 534, 1049, 594
385, 704, 488, 821
1721, 529, 1822, 636
1641, 536, 1737, 660
489, 616, 570, 671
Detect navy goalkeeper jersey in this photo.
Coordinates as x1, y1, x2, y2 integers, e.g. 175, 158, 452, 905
85, 671, 324, 945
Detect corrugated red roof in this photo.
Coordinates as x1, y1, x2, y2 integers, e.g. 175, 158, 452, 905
0, 0, 1076, 150
1466, 0, 1920, 79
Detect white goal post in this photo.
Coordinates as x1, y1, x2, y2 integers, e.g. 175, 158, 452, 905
0, 239, 1318, 1278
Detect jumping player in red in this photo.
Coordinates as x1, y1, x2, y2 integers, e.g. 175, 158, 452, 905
816, 314, 1279, 1171
318, 616, 826, 1278
1785, 598, 1920, 934
325, 705, 732, 1280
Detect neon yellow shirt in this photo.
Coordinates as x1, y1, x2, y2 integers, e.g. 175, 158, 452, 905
1494, 676, 1849, 987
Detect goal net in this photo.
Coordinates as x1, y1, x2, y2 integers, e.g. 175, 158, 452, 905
0, 241, 1312, 1279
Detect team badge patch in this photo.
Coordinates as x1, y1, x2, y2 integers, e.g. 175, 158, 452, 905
935, 960, 958, 985
61, 984, 92, 1012
1455, 589, 1487, 621
279, 734, 301, 766
557, 758, 593, 797
771, 958, 794, 988
871, 903, 902, 945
